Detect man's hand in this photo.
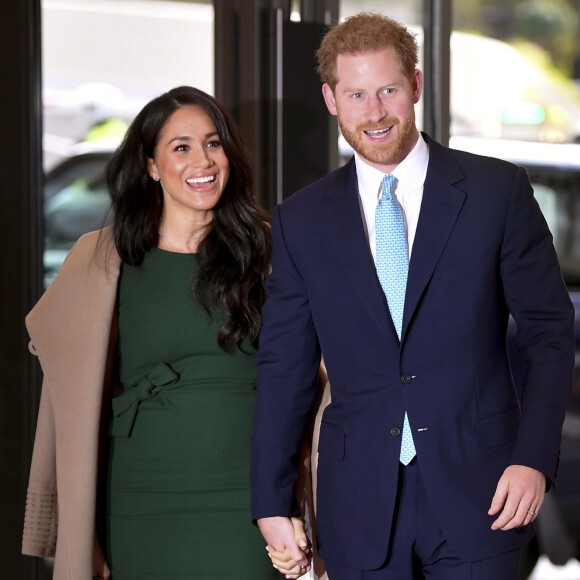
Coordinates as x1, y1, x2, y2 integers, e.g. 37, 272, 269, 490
258, 516, 310, 573
489, 465, 546, 530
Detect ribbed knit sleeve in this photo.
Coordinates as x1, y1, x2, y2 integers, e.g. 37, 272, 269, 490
22, 486, 57, 557
22, 373, 58, 557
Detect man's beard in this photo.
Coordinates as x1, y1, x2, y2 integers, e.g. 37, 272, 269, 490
339, 109, 417, 167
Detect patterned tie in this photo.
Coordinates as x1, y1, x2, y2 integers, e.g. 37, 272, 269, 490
375, 174, 416, 465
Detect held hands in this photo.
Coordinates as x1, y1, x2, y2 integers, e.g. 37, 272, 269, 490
259, 516, 312, 578
489, 464, 546, 530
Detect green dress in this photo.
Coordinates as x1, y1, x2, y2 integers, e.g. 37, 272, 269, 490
106, 248, 278, 579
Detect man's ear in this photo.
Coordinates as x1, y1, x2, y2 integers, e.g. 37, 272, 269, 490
411, 69, 423, 105
322, 83, 338, 116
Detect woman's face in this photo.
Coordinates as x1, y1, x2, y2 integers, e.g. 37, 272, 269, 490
147, 104, 230, 223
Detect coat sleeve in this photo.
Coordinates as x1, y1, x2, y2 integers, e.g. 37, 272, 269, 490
22, 367, 58, 557
501, 166, 575, 484
251, 204, 322, 520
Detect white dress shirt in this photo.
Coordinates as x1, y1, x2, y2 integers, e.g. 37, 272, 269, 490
355, 132, 429, 264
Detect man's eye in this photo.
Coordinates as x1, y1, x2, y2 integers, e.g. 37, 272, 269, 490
352, 92, 363, 99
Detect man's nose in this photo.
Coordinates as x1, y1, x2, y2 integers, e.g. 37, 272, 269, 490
366, 94, 387, 122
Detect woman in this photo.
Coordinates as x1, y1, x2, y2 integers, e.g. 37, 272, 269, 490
22, 86, 309, 579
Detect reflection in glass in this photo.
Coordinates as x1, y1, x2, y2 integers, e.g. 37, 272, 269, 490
41, 0, 214, 286
451, 0, 580, 144
450, 1, 580, 289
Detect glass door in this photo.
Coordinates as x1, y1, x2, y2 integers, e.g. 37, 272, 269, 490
41, 0, 214, 285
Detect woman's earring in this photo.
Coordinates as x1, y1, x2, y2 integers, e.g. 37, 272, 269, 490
153, 176, 160, 182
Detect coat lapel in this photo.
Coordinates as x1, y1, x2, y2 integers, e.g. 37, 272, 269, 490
26, 229, 121, 411
325, 159, 398, 341
402, 137, 467, 339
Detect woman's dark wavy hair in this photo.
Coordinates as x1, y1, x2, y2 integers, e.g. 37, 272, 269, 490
106, 85, 271, 352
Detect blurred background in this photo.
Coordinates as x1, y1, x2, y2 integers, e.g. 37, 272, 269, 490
2, 0, 580, 578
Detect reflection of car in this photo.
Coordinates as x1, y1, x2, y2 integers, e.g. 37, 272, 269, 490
44, 139, 118, 286
450, 136, 580, 578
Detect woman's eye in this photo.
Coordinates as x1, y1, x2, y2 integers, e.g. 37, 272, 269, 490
206, 140, 221, 148
175, 144, 188, 152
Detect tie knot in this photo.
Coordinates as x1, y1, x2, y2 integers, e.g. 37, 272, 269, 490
381, 174, 398, 199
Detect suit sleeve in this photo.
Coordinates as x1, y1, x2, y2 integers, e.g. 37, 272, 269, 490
251, 204, 322, 520
500, 166, 575, 484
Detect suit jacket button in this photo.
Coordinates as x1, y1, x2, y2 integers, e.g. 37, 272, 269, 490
390, 427, 401, 437
401, 374, 412, 384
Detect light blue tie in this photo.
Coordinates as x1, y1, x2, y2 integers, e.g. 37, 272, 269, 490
375, 174, 416, 465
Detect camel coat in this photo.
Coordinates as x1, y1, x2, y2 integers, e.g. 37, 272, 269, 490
22, 229, 121, 579
296, 363, 331, 580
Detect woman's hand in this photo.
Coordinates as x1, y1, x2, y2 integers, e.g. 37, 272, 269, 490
93, 533, 111, 580
267, 517, 312, 579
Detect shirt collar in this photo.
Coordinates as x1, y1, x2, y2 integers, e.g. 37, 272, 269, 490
354, 131, 429, 200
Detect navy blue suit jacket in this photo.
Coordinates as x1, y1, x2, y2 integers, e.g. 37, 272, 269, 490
251, 134, 575, 568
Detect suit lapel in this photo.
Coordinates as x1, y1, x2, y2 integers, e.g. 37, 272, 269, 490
402, 137, 466, 339
325, 159, 398, 341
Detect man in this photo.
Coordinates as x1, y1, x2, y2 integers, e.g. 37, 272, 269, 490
251, 12, 575, 579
